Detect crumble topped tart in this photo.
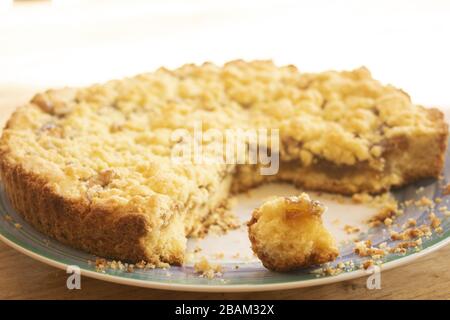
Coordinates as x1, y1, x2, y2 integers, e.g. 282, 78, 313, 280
247, 194, 339, 271
0, 60, 447, 265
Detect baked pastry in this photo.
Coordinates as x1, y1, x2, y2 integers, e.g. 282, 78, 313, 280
0, 60, 447, 265
247, 194, 339, 271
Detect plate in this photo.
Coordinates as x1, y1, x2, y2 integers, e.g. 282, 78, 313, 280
0, 159, 449, 292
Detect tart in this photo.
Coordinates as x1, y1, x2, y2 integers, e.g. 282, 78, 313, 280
247, 194, 339, 271
0, 60, 447, 264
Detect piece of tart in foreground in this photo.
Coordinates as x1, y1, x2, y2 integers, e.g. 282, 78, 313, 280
247, 194, 339, 272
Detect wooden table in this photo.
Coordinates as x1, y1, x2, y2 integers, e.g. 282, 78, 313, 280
0, 87, 449, 300
0, 241, 448, 299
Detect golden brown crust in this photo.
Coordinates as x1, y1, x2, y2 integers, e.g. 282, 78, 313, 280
0, 158, 153, 263
1, 92, 169, 264
423, 108, 448, 175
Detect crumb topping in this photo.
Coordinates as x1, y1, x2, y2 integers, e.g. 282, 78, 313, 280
284, 194, 324, 219
2, 61, 438, 208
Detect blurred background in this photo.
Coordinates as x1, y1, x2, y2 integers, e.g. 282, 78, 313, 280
1, 0, 450, 113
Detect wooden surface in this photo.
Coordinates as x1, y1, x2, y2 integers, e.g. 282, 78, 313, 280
0, 87, 449, 300
0, 241, 449, 299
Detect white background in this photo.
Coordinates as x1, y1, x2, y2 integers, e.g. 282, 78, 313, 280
0, 0, 449, 107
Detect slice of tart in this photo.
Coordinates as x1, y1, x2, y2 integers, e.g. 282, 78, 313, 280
248, 194, 339, 271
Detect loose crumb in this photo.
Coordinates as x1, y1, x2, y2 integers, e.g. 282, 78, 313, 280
429, 212, 441, 229
95, 258, 107, 272
193, 246, 202, 253
192, 202, 240, 237
354, 240, 386, 257
378, 242, 388, 249
403, 199, 414, 207
368, 203, 399, 227
194, 257, 223, 279
390, 224, 431, 241
414, 196, 433, 208
362, 259, 374, 270
94, 257, 160, 273
405, 218, 417, 227
383, 217, 393, 226
332, 218, 341, 226
442, 183, 450, 195
344, 224, 360, 234
321, 266, 344, 276
389, 238, 422, 253
390, 247, 407, 254
213, 252, 225, 259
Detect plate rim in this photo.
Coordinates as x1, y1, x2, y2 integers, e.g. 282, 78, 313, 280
0, 230, 448, 292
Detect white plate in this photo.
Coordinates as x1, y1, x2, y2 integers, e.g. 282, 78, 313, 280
0, 174, 449, 292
